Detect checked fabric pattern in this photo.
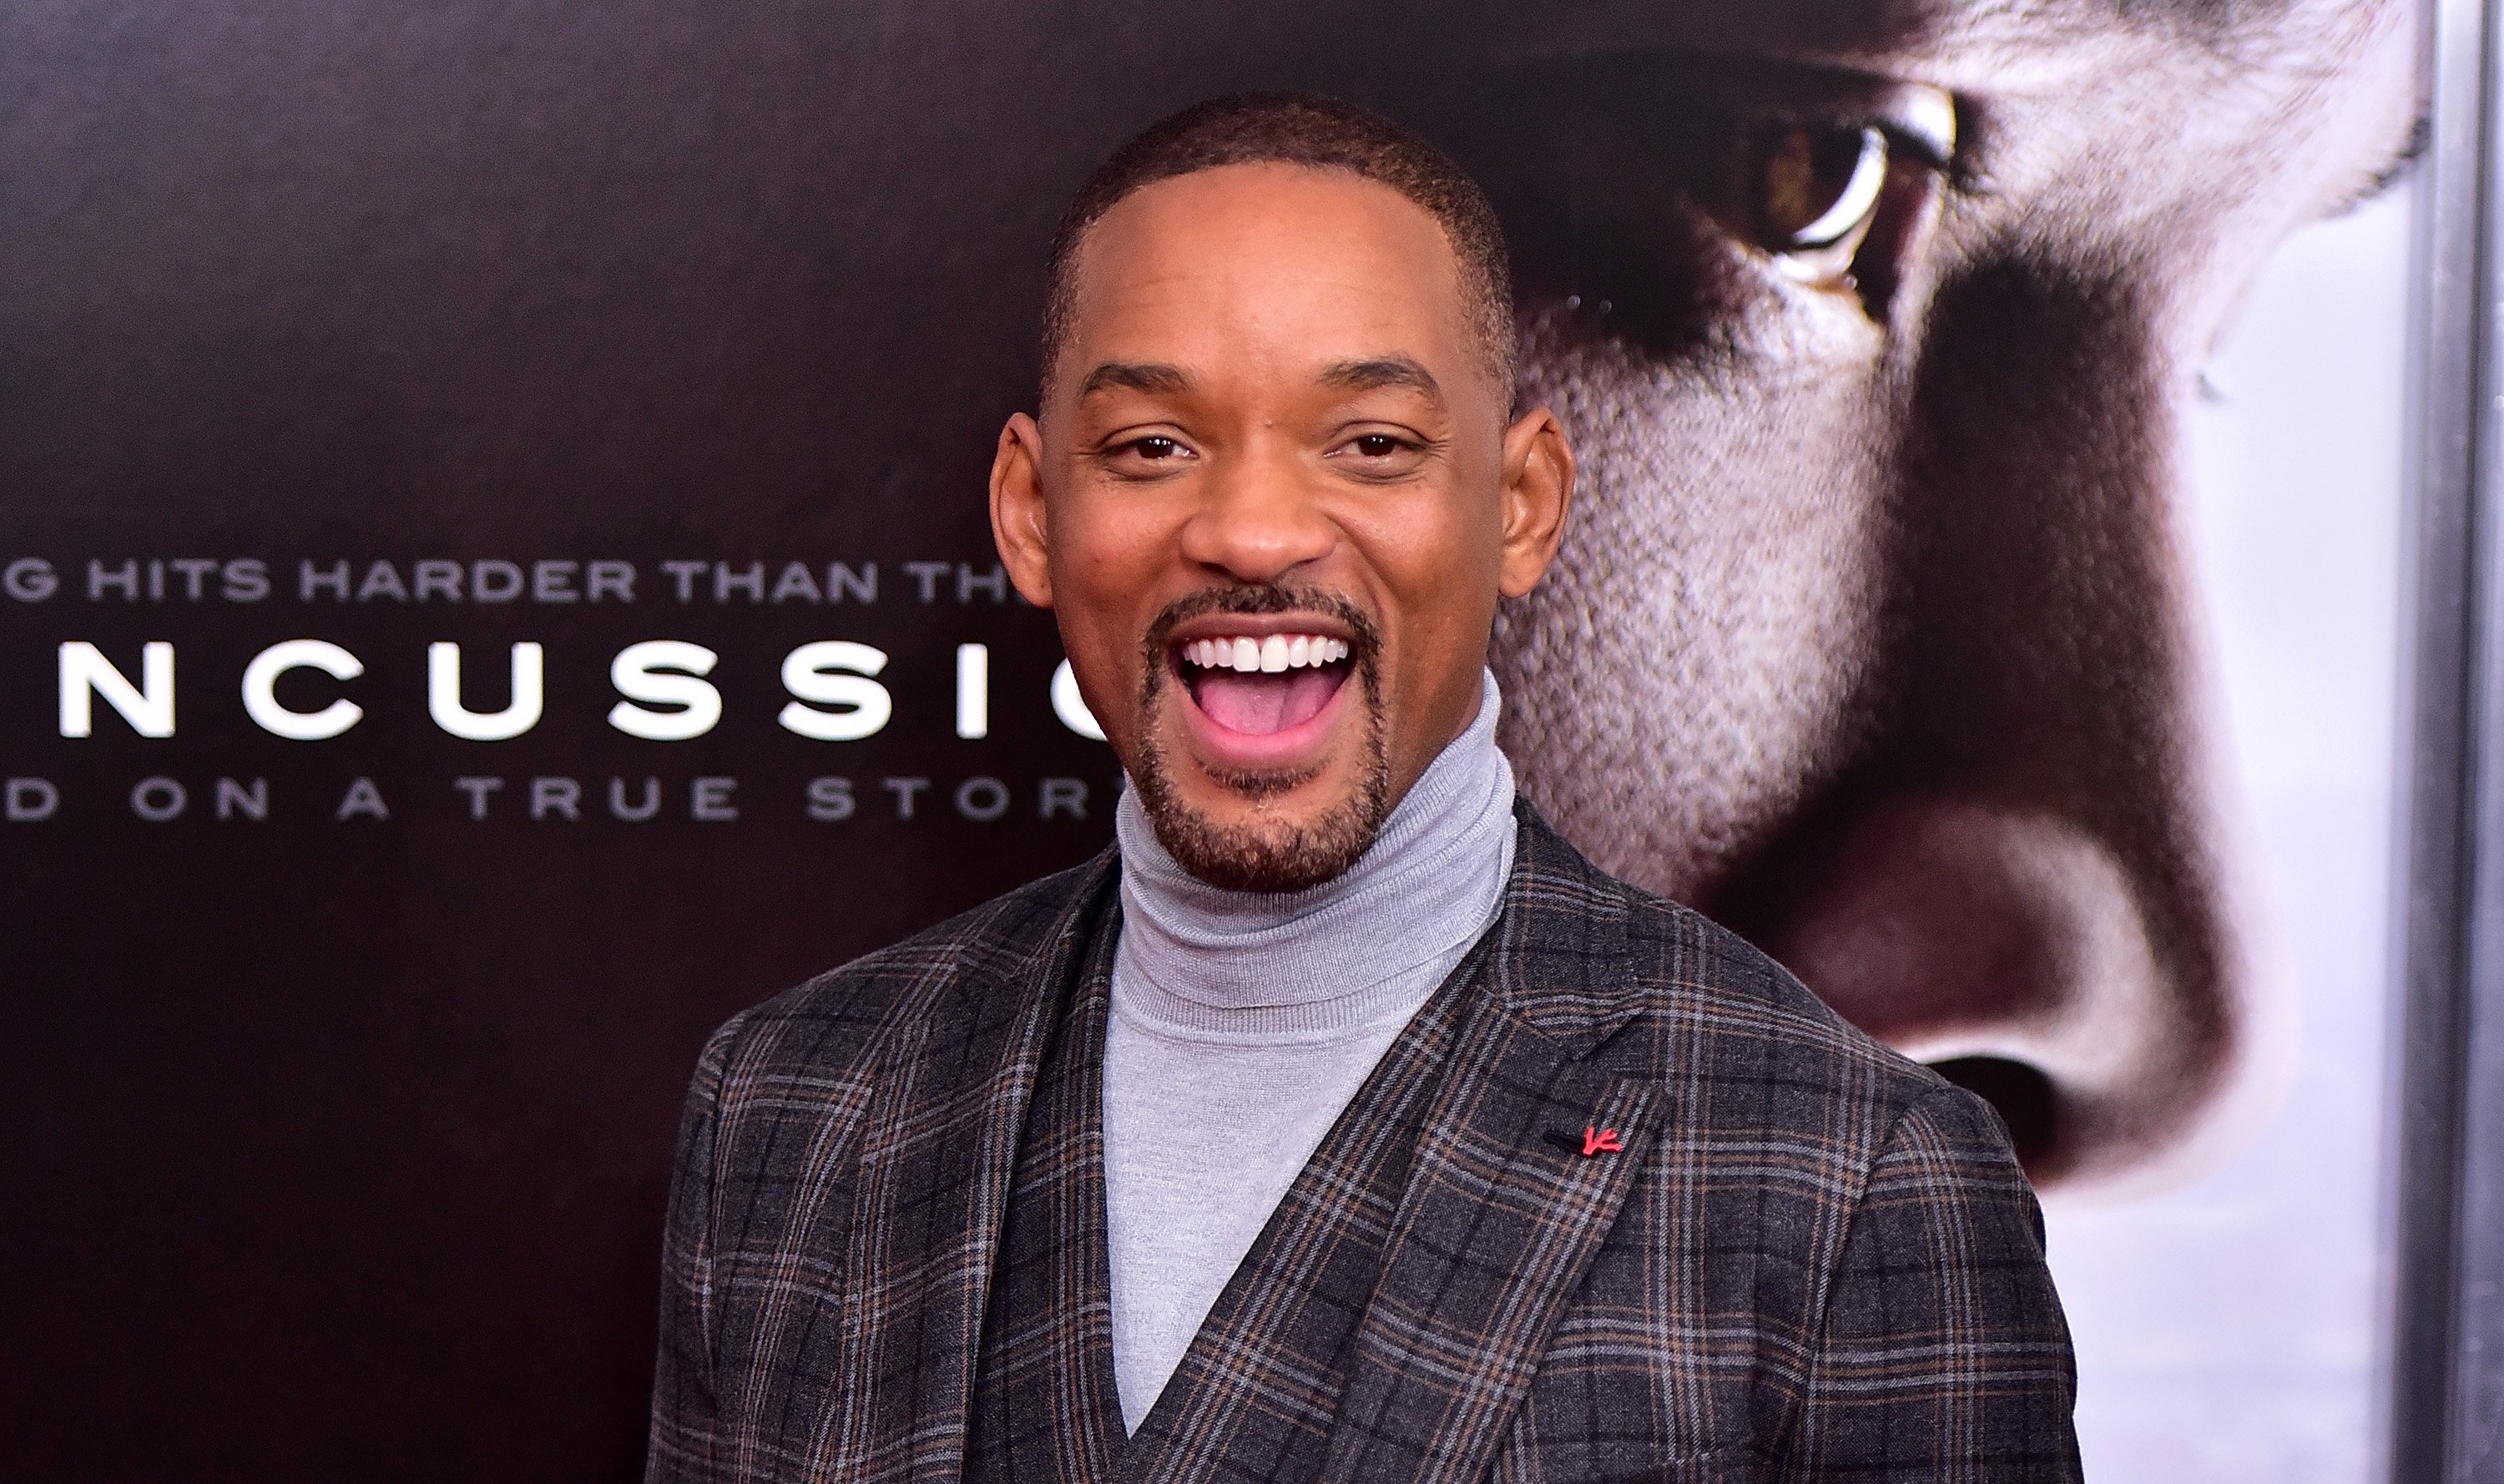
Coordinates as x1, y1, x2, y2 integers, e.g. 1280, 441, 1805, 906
965, 881, 1487, 1484
646, 806, 2082, 1483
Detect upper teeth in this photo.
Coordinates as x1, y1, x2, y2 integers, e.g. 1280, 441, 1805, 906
1183, 633, 1349, 674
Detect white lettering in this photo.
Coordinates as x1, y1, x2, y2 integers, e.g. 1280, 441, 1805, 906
779, 641, 892, 741
241, 639, 365, 740
956, 644, 989, 739
1051, 659, 1105, 741
60, 641, 174, 738
608, 640, 723, 741
427, 642, 544, 740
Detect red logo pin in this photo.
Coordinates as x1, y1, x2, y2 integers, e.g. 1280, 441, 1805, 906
1580, 1125, 1623, 1158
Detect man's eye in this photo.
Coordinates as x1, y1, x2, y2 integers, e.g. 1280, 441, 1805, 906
1349, 434, 1406, 458
1752, 123, 1890, 258
1128, 437, 1185, 461
1724, 115, 1956, 319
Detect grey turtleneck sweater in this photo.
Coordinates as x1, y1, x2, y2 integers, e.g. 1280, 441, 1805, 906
1103, 669, 1517, 1432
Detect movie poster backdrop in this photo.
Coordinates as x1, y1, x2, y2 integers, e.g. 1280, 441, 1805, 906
0, 2, 2424, 1477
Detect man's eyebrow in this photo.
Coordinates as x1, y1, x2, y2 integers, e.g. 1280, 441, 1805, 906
1078, 362, 1191, 398
1318, 356, 1444, 401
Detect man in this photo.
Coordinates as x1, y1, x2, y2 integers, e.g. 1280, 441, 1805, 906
648, 95, 2077, 1481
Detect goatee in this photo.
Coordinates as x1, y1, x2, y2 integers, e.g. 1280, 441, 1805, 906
1129, 584, 1391, 893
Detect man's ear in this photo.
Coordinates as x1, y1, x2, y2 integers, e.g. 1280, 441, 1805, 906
990, 411, 1056, 608
1497, 406, 1573, 598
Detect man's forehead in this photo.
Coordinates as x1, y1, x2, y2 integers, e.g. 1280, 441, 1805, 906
1063, 167, 1473, 365
1079, 164, 1455, 275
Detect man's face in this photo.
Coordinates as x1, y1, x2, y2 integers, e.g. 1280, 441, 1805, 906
1389, 0, 2419, 1190
991, 164, 1568, 891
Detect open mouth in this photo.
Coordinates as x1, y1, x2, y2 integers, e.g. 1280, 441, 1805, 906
1176, 632, 1354, 737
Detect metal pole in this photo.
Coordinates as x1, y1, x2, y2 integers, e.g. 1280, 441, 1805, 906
2390, 0, 2503, 1476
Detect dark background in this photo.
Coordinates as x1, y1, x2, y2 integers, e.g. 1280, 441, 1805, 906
1, 2, 1954, 1475
0, 3, 1266, 1475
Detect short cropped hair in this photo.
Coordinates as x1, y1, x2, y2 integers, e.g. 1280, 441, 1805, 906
1038, 93, 1516, 406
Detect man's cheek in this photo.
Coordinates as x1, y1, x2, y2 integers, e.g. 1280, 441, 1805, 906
1493, 337, 1887, 895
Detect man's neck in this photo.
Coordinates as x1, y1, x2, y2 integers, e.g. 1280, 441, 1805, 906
1111, 668, 1517, 1034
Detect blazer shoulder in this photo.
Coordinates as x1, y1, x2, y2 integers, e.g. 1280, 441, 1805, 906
1656, 888, 1957, 1114
700, 847, 1115, 1096
1516, 810, 1958, 1121
1542, 841, 2037, 1249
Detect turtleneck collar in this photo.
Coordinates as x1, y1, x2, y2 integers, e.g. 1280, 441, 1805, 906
1112, 668, 1517, 1036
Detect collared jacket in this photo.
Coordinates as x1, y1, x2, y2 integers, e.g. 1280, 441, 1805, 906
645, 810, 2082, 1483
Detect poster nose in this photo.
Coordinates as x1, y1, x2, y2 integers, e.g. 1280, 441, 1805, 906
1718, 258, 2264, 1191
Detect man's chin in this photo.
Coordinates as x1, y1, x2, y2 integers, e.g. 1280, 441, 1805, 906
1125, 588, 1394, 891
1138, 781, 1390, 893
1129, 726, 1394, 892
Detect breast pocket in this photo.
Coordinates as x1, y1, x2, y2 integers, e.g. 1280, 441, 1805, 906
1498, 1352, 1754, 1483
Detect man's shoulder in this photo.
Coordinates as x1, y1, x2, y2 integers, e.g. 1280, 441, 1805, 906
1509, 812, 1971, 1134
699, 848, 1114, 1092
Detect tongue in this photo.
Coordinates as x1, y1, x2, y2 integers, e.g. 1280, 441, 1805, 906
1195, 667, 1343, 735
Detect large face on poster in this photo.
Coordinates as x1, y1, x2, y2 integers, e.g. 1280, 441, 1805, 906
0, 0, 2419, 1471
1459, 3, 2419, 1193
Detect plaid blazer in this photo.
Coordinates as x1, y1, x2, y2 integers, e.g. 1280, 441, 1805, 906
646, 809, 2081, 1483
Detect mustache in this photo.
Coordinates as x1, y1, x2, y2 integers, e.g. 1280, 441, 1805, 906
1138, 583, 1385, 678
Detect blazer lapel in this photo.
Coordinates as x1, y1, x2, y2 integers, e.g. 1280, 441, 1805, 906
1317, 809, 1666, 1484
965, 921, 1128, 1484
813, 860, 1118, 1484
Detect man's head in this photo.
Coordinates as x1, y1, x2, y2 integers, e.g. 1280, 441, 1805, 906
992, 95, 1572, 891
1037, 95, 1519, 410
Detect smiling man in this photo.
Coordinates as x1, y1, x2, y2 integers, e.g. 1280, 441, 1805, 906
646, 95, 2080, 1482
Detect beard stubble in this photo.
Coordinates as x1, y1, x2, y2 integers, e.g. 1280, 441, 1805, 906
1128, 584, 1394, 893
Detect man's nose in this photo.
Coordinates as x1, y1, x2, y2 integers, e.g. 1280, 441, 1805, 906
1175, 442, 1340, 583
1725, 256, 2264, 1196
